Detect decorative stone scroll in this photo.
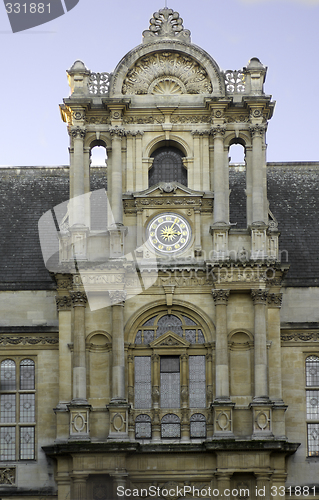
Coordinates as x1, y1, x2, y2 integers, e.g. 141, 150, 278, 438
122, 52, 212, 95
224, 70, 245, 93
142, 8, 191, 43
88, 72, 111, 95
212, 289, 230, 305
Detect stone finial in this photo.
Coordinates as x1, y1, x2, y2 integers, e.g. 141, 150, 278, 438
67, 60, 90, 96
244, 57, 267, 95
143, 8, 191, 43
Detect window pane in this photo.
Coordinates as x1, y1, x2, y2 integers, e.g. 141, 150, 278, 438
161, 356, 180, 373
307, 423, 319, 456
135, 415, 152, 439
306, 356, 319, 387
161, 414, 180, 438
20, 359, 35, 390
20, 394, 35, 423
134, 357, 151, 409
0, 427, 15, 460
1, 394, 16, 423
157, 315, 183, 338
0, 360, 16, 391
160, 372, 180, 408
149, 147, 187, 187
190, 414, 206, 438
189, 356, 206, 408
20, 427, 35, 460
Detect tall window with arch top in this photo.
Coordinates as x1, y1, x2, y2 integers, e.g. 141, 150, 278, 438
149, 147, 187, 187
306, 355, 319, 456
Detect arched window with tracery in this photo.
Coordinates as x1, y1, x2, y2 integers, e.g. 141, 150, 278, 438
129, 309, 211, 442
149, 147, 187, 187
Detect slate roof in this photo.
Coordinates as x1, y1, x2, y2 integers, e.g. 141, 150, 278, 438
0, 163, 318, 289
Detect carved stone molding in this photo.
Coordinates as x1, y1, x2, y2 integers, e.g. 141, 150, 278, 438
211, 125, 226, 137
122, 52, 212, 95
171, 114, 211, 124
70, 291, 88, 307
212, 289, 230, 305
249, 124, 266, 137
69, 126, 86, 139
0, 467, 15, 485
85, 115, 110, 125
142, 8, 191, 43
109, 127, 126, 138
56, 275, 73, 290
267, 293, 283, 307
281, 332, 319, 342
251, 289, 268, 305
56, 295, 72, 312
0, 336, 58, 346
123, 115, 164, 124
109, 290, 127, 305
191, 129, 211, 136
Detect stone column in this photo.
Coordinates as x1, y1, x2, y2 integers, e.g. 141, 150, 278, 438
212, 126, 227, 223
69, 126, 86, 227
250, 124, 266, 223
111, 471, 128, 499
70, 291, 88, 403
212, 290, 230, 400
251, 289, 268, 400
192, 131, 201, 191
109, 291, 127, 402
255, 473, 271, 499
109, 128, 125, 225
245, 145, 253, 227
216, 473, 231, 496
135, 131, 144, 191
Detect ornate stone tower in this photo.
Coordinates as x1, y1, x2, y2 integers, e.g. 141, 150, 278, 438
44, 7, 298, 499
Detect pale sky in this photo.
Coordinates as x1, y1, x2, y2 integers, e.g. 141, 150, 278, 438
0, 0, 318, 166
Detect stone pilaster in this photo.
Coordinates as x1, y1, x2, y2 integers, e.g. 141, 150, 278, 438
69, 126, 87, 227
249, 124, 267, 224
211, 126, 227, 224
107, 290, 129, 440
70, 291, 88, 403
109, 127, 125, 225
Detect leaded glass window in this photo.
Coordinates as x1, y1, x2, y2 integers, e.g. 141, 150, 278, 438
189, 356, 206, 408
307, 423, 319, 456
134, 313, 205, 345
190, 413, 206, 438
135, 414, 152, 439
161, 414, 181, 438
160, 356, 180, 408
149, 147, 187, 187
306, 356, 319, 386
134, 357, 152, 409
0, 358, 35, 461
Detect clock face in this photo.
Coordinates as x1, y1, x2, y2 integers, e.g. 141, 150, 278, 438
146, 213, 192, 255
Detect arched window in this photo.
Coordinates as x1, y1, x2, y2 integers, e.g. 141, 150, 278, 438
149, 147, 187, 187
135, 414, 152, 439
190, 413, 206, 438
229, 143, 246, 228
161, 414, 180, 438
135, 313, 205, 345
0, 359, 35, 461
306, 355, 319, 456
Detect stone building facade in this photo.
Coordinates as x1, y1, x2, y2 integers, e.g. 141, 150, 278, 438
0, 7, 319, 500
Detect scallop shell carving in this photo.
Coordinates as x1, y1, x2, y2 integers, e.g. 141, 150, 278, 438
122, 52, 212, 95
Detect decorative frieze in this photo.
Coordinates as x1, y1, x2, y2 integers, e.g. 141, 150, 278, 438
123, 115, 164, 124
251, 289, 268, 305
0, 336, 58, 345
70, 291, 88, 307
85, 115, 110, 124
56, 276, 73, 290
56, 295, 72, 312
281, 332, 319, 342
212, 289, 230, 305
171, 114, 211, 124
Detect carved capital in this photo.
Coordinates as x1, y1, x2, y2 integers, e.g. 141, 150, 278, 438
70, 291, 88, 307
56, 295, 72, 312
212, 289, 230, 305
69, 126, 86, 139
109, 290, 127, 305
109, 127, 126, 138
267, 293, 283, 308
249, 124, 266, 138
206, 353, 212, 363
151, 353, 160, 362
211, 125, 226, 138
251, 289, 268, 305
180, 353, 189, 362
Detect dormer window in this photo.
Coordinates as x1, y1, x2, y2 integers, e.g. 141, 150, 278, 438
149, 147, 187, 187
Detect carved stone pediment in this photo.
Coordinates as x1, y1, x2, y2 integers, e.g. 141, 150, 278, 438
122, 52, 212, 95
150, 331, 190, 348
134, 182, 205, 198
